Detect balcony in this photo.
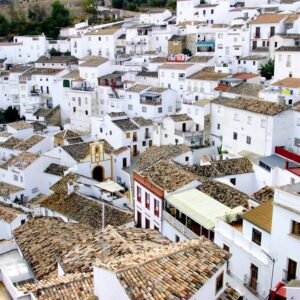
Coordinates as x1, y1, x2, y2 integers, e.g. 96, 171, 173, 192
275, 146, 300, 164
175, 129, 201, 138
163, 210, 198, 239
140, 93, 162, 105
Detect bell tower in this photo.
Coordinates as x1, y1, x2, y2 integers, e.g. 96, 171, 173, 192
90, 141, 105, 163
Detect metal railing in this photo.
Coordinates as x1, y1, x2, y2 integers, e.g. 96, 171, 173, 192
163, 210, 198, 239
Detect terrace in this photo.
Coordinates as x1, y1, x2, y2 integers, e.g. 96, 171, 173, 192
140, 92, 162, 105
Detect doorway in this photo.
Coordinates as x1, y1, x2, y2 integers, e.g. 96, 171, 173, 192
92, 166, 104, 182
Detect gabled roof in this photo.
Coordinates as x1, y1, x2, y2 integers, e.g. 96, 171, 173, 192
61, 142, 90, 162
0, 137, 23, 149
242, 200, 273, 233
169, 113, 192, 122
139, 144, 191, 170
0, 152, 40, 170
7, 121, 33, 130
112, 118, 139, 131
79, 55, 108, 67
14, 135, 45, 151
272, 77, 300, 88
98, 238, 230, 300
40, 192, 133, 228
199, 180, 249, 209
249, 13, 290, 24
44, 163, 68, 176
211, 97, 289, 116
0, 204, 22, 223
35, 55, 78, 64
19, 272, 93, 300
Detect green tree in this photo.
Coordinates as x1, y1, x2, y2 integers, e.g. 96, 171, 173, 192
166, 0, 176, 10
82, 0, 97, 14
260, 59, 274, 80
48, 48, 62, 56
0, 15, 10, 36
4, 106, 20, 123
182, 48, 192, 57
112, 0, 123, 9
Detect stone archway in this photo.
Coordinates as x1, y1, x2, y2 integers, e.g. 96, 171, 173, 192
92, 166, 104, 182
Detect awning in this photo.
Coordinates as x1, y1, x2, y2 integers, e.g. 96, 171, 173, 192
98, 180, 124, 193
166, 189, 242, 229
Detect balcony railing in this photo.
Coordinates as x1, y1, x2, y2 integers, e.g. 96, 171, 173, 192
163, 210, 198, 239
175, 130, 201, 137
275, 146, 300, 164
140, 98, 162, 105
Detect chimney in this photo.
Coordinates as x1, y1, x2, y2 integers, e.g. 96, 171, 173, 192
67, 180, 74, 195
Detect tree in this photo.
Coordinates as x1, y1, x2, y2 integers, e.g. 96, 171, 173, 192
48, 48, 62, 56
4, 106, 20, 123
112, 0, 123, 9
82, 0, 97, 14
166, 0, 176, 10
260, 59, 274, 80
0, 15, 9, 36
182, 48, 192, 57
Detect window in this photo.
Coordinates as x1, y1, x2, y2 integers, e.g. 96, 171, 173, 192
14, 175, 18, 181
126, 132, 130, 139
252, 228, 262, 246
85, 110, 88, 116
128, 104, 133, 110
217, 123, 220, 130
142, 141, 146, 146
246, 136, 251, 145
98, 37, 101, 41
158, 107, 163, 113
78, 98, 81, 106
109, 130, 112, 135
154, 199, 159, 217
291, 220, 300, 236
261, 119, 266, 128
145, 192, 150, 209
247, 116, 252, 125
137, 186, 141, 202
185, 156, 189, 162
211, 9, 214, 14
73, 107, 76, 112
223, 244, 230, 252
233, 132, 238, 140
32, 187, 39, 194
230, 178, 236, 185
215, 272, 224, 294
142, 107, 147, 113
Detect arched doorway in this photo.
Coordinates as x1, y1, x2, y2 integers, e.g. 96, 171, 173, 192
92, 166, 104, 182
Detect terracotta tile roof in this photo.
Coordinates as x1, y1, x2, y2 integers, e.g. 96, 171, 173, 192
187, 56, 213, 63
98, 237, 230, 300
7, 121, 33, 130
112, 118, 139, 132
32, 122, 47, 132
147, 87, 168, 93
169, 113, 192, 122
50, 172, 79, 193
113, 146, 128, 156
249, 13, 290, 24
226, 83, 263, 98
126, 84, 149, 93
187, 70, 229, 81
252, 186, 274, 203
22, 68, 63, 77
0, 204, 22, 223
0, 137, 23, 149
132, 117, 153, 127
35, 55, 78, 65
139, 145, 191, 170
14, 216, 171, 280
79, 56, 109, 67
240, 55, 266, 60
0, 131, 12, 137
0, 151, 40, 170
272, 77, 300, 88
141, 161, 198, 192
242, 200, 273, 233
19, 272, 93, 300
169, 35, 186, 42
44, 163, 68, 176
211, 97, 289, 116
199, 180, 249, 209
62, 142, 90, 162
40, 192, 133, 228
13, 217, 97, 279
218, 284, 241, 300
54, 129, 81, 140
14, 135, 45, 151
61, 225, 171, 274
184, 157, 253, 178
233, 73, 259, 80
137, 71, 158, 78
159, 63, 194, 70
0, 182, 24, 197
276, 46, 300, 51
